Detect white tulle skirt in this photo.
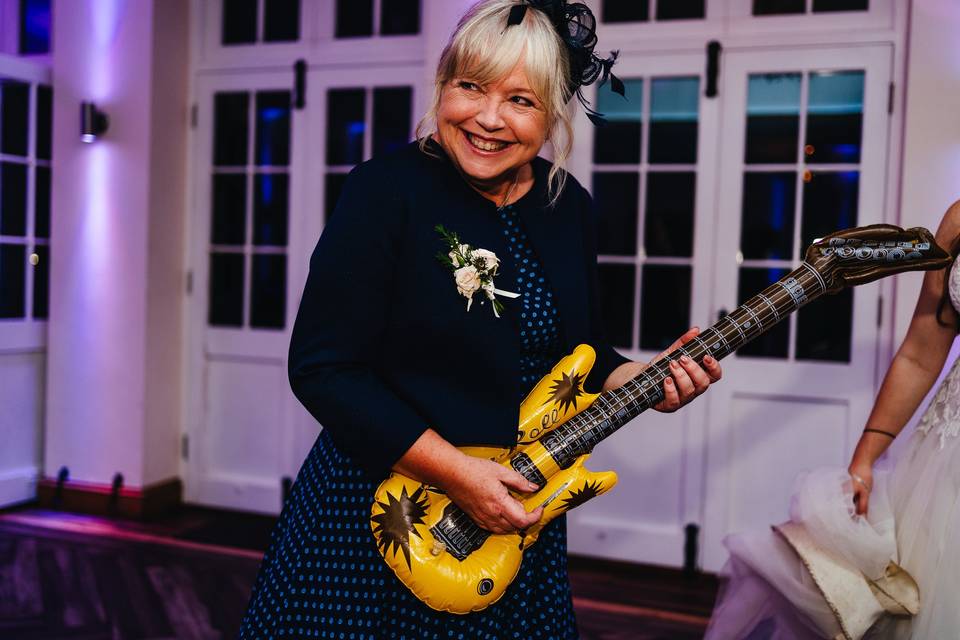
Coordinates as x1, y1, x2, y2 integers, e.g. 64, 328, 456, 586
705, 425, 960, 639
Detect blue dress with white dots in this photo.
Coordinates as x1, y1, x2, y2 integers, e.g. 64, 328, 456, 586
239, 204, 577, 639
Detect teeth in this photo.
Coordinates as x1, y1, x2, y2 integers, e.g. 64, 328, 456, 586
467, 133, 507, 152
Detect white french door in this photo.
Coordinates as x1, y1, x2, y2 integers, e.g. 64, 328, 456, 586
0, 54, 51, 507
565, 52, 720, 567
185, 70, 306, 513
185, 64, 423, 514
700, 45, 893, 570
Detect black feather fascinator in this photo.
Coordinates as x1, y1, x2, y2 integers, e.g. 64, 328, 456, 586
506, 0, 625, 125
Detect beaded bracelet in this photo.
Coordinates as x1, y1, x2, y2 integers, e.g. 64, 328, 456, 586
863, 428, 896, 439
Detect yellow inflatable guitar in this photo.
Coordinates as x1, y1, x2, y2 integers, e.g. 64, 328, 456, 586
370, 225, 950, 613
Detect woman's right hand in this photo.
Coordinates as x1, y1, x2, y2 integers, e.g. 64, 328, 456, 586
440, 454, 544, 534
848, 459, 874, 516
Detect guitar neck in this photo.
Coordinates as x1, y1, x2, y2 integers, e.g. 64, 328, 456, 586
542, 260, 834, 464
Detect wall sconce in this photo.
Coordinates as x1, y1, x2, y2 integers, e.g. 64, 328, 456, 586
80, 101, 109, 143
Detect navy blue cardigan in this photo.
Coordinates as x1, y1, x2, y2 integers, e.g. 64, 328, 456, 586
288, 141, 629, 478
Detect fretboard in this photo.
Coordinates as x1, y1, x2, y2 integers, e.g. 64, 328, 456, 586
537, 259, 834, 468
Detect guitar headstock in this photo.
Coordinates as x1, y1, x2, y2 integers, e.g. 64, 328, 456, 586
804, 224, 952, 294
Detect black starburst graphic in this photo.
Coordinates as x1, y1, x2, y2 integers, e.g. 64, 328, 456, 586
555, 480, 603, 512
545, 370, 587, 414
371, 485, 429, 570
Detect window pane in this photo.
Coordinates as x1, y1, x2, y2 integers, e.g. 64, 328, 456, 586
35, 165, 50, 238
797, 288, 853, 362
381, 0, 421, 35
813, 0, 869, 11
1, 162, 27, 236
2, 80, 29, 157
251, 254, 286, 328
801, 171, 859, 246
255, 91, 291, 167
19, 0, 51, 54
31, 244, 47, 319
745, 73, 801, 164
325, 173, 348, 221
736, 267, 790, 358
211, 173, 246, 245
598, 263, 635, 349
640, 265, 691, 352
208, 252, 244, 326
0, 243, 25, 318
656, 0, 705, 20
327, 89, 366, 166
741, 172, 796, 260
214, 92, 249, 166
264, 0, 300, 42
593, 78, 643, 164
592, 172, 638, 256
253, 173, 288, 246
602, 0, 649, 22
222, 0, 257, 45
36, 84, 51, 160
806, 71, 864, 164
373, 87, 412, 157
645, 172, 695, 257
752, 0, 805, 14
649, 77, 699, 164
336, 0, 373, 37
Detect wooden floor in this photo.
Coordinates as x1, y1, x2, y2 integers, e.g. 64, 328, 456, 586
0, 506, 717, 639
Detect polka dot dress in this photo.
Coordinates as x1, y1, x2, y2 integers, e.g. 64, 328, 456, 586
239, 205, 577, 639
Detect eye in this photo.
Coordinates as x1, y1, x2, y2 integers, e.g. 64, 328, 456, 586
510, 95, 535, 107
457, 80, 480, 91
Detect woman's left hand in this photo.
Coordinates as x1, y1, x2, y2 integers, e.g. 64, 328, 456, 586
652, 327, 722, 413
602, 327, 722, 412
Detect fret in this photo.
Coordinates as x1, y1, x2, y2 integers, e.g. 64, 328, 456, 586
697, 326, 725, 359
756, 293, 781, 324
800, 260, 828, 294
739, 304, 765, 340
710, 316, 736, 357
684, 335, 710, 361
723, 308, 751, 344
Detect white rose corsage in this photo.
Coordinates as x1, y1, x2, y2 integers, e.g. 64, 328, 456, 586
435, 225, 520, 317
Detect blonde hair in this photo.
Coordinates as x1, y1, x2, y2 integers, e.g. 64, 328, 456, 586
416, 0, 575, 207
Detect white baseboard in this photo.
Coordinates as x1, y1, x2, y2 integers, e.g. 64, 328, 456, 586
0, 466, 39, 507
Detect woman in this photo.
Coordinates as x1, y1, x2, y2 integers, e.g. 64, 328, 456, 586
240, 1, 721, 637
706, 201, 960, 639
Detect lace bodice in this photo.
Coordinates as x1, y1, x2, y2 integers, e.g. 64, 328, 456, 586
917, 259, 960, 447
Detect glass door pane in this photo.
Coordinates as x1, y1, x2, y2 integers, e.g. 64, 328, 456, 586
322, 83, 413, 221
591, 74, 701, 352
208, 87, 292, 331
0, 78, 51, 324
735, 69, 865, 361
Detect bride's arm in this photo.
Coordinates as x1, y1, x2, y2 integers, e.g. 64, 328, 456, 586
849, 200, 960, 514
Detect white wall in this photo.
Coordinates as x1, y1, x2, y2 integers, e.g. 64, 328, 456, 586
45, 0, 187, 489
144, 0, 189, 486
894, 0, 960, 343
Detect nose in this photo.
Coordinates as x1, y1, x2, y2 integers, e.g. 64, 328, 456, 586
474, 96, 505, 132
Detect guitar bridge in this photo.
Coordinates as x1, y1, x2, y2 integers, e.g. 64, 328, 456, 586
429, 505, 490, 562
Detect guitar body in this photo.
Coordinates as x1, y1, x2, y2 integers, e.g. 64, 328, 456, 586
370, 344, 617, 613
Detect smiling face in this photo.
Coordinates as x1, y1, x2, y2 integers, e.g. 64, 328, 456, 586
435, 61, 549, 196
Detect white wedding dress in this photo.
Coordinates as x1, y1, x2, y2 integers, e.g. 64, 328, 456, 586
706, 260, 960, 640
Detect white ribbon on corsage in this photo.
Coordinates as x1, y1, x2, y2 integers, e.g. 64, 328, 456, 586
478, 282, 520, 317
